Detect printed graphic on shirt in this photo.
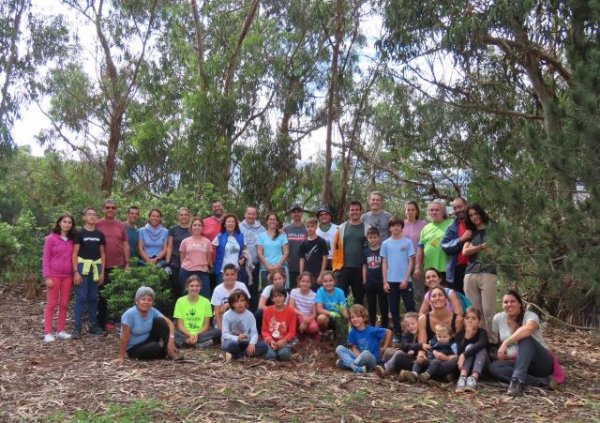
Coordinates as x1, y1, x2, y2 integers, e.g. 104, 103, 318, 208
267, 317, 288, 340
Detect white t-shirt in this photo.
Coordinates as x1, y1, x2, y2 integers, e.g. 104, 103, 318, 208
212, 235, 241, 271
316, 224, 338, 259
289, 288, 316, 316
492, 310, 547, 359
260, 284, 289, 305
210, 281, 250, 306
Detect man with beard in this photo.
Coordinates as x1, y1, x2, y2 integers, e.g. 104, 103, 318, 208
441, 197, 471, 294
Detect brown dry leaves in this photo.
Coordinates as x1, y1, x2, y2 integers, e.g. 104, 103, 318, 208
0, 283, 599, 422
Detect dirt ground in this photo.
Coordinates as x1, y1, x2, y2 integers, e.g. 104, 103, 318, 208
1, 283, 599, 422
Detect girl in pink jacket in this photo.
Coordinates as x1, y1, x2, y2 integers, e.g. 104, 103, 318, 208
42, 213, 77, 342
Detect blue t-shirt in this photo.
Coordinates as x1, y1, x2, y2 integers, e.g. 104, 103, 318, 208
315, 286, 346, 312
257, 232, 288, 270
380, 237, 415, 282
139, 225, 168, 258
121, 306, 164, 350
347, 325, 387, 362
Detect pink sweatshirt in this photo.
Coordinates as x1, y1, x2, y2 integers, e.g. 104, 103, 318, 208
42, 233, 74, 278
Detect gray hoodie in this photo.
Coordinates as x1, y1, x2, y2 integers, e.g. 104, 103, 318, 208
239, 219, 266, 264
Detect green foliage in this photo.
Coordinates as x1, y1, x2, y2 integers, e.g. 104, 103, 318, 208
0, 222, 20, 271
102, 264, 171, 317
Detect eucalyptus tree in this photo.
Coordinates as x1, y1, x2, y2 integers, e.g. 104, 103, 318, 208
39, 0, 162, 195
379, 0, 600, 320
0, 0, 68, 163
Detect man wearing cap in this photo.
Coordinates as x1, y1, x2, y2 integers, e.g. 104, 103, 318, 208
332, 200, 367, 304
284, 204, 307, 289
96, 199, 130, 331
315, 205, 338, 270
361, 191, 392, 241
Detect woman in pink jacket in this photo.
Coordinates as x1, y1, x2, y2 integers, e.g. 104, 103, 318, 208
42, 213, 77, 342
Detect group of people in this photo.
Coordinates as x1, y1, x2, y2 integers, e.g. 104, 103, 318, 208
41, 194, 563, 396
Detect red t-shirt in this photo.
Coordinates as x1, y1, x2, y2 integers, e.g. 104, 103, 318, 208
261, 305, 297, 343
457, 221, 470, 266
96, 219, 128, 268
201, 216, 222, 243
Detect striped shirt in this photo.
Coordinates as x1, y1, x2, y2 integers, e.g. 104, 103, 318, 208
290, 288, 316, 315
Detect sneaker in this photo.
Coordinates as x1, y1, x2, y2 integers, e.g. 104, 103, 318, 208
455, 376, 467, 393
56, 331, 72, 340
374, 365, 387, 379
197, 339, 214, 349
507, 378, 523, 396
44, 333, 56, 343
465, 376, 478, 392
335, 359, 344, 369
224, 352, 233, 363
72, 328, 81, 339
401, 370, 418, 383
419, 372, 431, 383
88, 324, 105, 336
352, 365, 366, 374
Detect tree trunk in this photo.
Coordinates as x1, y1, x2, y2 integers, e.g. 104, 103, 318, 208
191, 0, 207, 93
322, 0, 343, 206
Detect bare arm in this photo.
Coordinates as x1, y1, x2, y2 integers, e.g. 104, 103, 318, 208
462, 241, 486, 256
116, 324, 131, 362
99, 245, 106, 284
166, 235, 174, 263
279, 243, 289, 266
382, 257, 390, 293
449, 291, 463, 315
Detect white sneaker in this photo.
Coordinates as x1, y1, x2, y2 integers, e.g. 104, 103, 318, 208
44, 333, 56, 343
56, 331, 72, 340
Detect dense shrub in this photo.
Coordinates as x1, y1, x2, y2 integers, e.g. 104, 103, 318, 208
103, 264, 172, 317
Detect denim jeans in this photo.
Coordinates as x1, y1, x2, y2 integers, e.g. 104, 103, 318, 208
264, 344, 293, 361
174, 327, 221, 348
488, 337, 553, 386
74, 263, 101, 330
336, 345, 377, 370
222, 339, 268, 359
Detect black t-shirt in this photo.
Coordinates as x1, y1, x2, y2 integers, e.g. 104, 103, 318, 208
169, 225, 191, 266
298, 236, 328, 278
362, 246, 383, 284
75, 228, 106, 260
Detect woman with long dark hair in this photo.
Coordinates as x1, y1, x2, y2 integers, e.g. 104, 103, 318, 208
489, 290, 557, 395
41, 213, 77, 342
462, 204, 497, 343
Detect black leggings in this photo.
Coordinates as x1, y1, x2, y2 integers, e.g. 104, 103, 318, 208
127, 318, 170, 360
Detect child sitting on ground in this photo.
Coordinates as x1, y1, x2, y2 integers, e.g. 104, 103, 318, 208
315, 271, 348, 341
405, 323, 457, 383
375, 312, 421, 378
261, 286, 297, 361
289, 272, 318, 340
221, 289, 267, 361
454, 307, 489, 393
336, 304, 392, 373
211, 263, 251, 329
